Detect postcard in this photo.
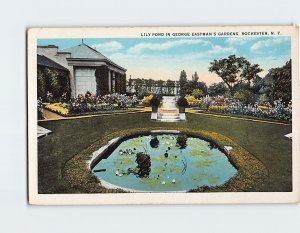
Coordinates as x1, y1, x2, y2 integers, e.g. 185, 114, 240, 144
27, 25, 299, 204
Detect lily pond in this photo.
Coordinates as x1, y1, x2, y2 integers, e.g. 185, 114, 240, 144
92, 134, 237, 192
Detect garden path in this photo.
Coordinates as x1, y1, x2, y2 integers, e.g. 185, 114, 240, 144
43, 109, 66, 120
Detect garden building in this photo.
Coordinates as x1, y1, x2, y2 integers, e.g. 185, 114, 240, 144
37, 42, 127, 99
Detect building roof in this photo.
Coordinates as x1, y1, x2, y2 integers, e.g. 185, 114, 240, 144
60, 43, 126, 71
37, 54, 69, 71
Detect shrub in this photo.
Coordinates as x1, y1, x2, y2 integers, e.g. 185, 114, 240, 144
258, 94, 269, 105
192, 89, 204, 98
177, 96, 189, 107
233, 90, 252, 104
224, 91, 232, 98
149, 95, 160, 107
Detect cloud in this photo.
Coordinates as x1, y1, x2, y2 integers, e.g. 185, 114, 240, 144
128, 39, 211, 54
226, 37, 256, 45
250, 37, 290, 52
92, 41, 123, 53
207, 45, 236, 55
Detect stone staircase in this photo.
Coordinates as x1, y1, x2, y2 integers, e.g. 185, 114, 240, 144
157, 112, 181, 122
151, 96, 186, 122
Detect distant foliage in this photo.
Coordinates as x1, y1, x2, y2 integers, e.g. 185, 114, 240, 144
192, 89, 204, 98
269, 60, 292, 104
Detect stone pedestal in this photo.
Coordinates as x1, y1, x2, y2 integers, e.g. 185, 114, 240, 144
151, 112, 158, 120
179, 113, 186, 121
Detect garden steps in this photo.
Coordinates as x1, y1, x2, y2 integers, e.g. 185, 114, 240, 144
157, 113, 181, 122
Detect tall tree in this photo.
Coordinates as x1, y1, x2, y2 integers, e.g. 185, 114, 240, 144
179, 70, 188, 95
208, 55, 262, 95
134, 78, 143, 93
156, 80, 164, 94
166, 79, 175, 94
148, 79, 154, 93
269, 59, 292, 104
192, 72, 199, 83
240, 61, 263, 86
195, 81, 208, 94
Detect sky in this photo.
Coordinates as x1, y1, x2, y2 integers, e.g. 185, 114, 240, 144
38, 36, 291, 85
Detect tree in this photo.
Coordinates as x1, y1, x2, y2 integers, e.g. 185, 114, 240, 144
251, 75, 263, 94
179, 70, 188, 95
156, 79, 164, 94
148, 79, 155, 93
134, 78, 143, 93
128, 76, 132, 87
269, 60, 292, 104
192, 72, 199, 83
208, 55, 262, 95
195, 81, 208, 94
208, 82, 229, 96
240, 61, 263, 87
166, 79, 175, 94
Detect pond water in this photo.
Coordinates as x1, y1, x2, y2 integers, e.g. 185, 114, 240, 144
92, 134, 237, 192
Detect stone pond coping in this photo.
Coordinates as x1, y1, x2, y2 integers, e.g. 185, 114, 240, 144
85, 128, 268, 192
62, 127, 268, 193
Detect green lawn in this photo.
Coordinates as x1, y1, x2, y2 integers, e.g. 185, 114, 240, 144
38, 112, 292, 193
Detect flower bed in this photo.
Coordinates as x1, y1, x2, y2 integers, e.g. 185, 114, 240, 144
44, 92, 140, 116
45, 102, 69, 116
68, 93, 139, 113
186, 95, 200, 106
141, 95, 153, 106
199, 96, 292, 122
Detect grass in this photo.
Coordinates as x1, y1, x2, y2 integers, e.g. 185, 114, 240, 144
38, 112, 292, 193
